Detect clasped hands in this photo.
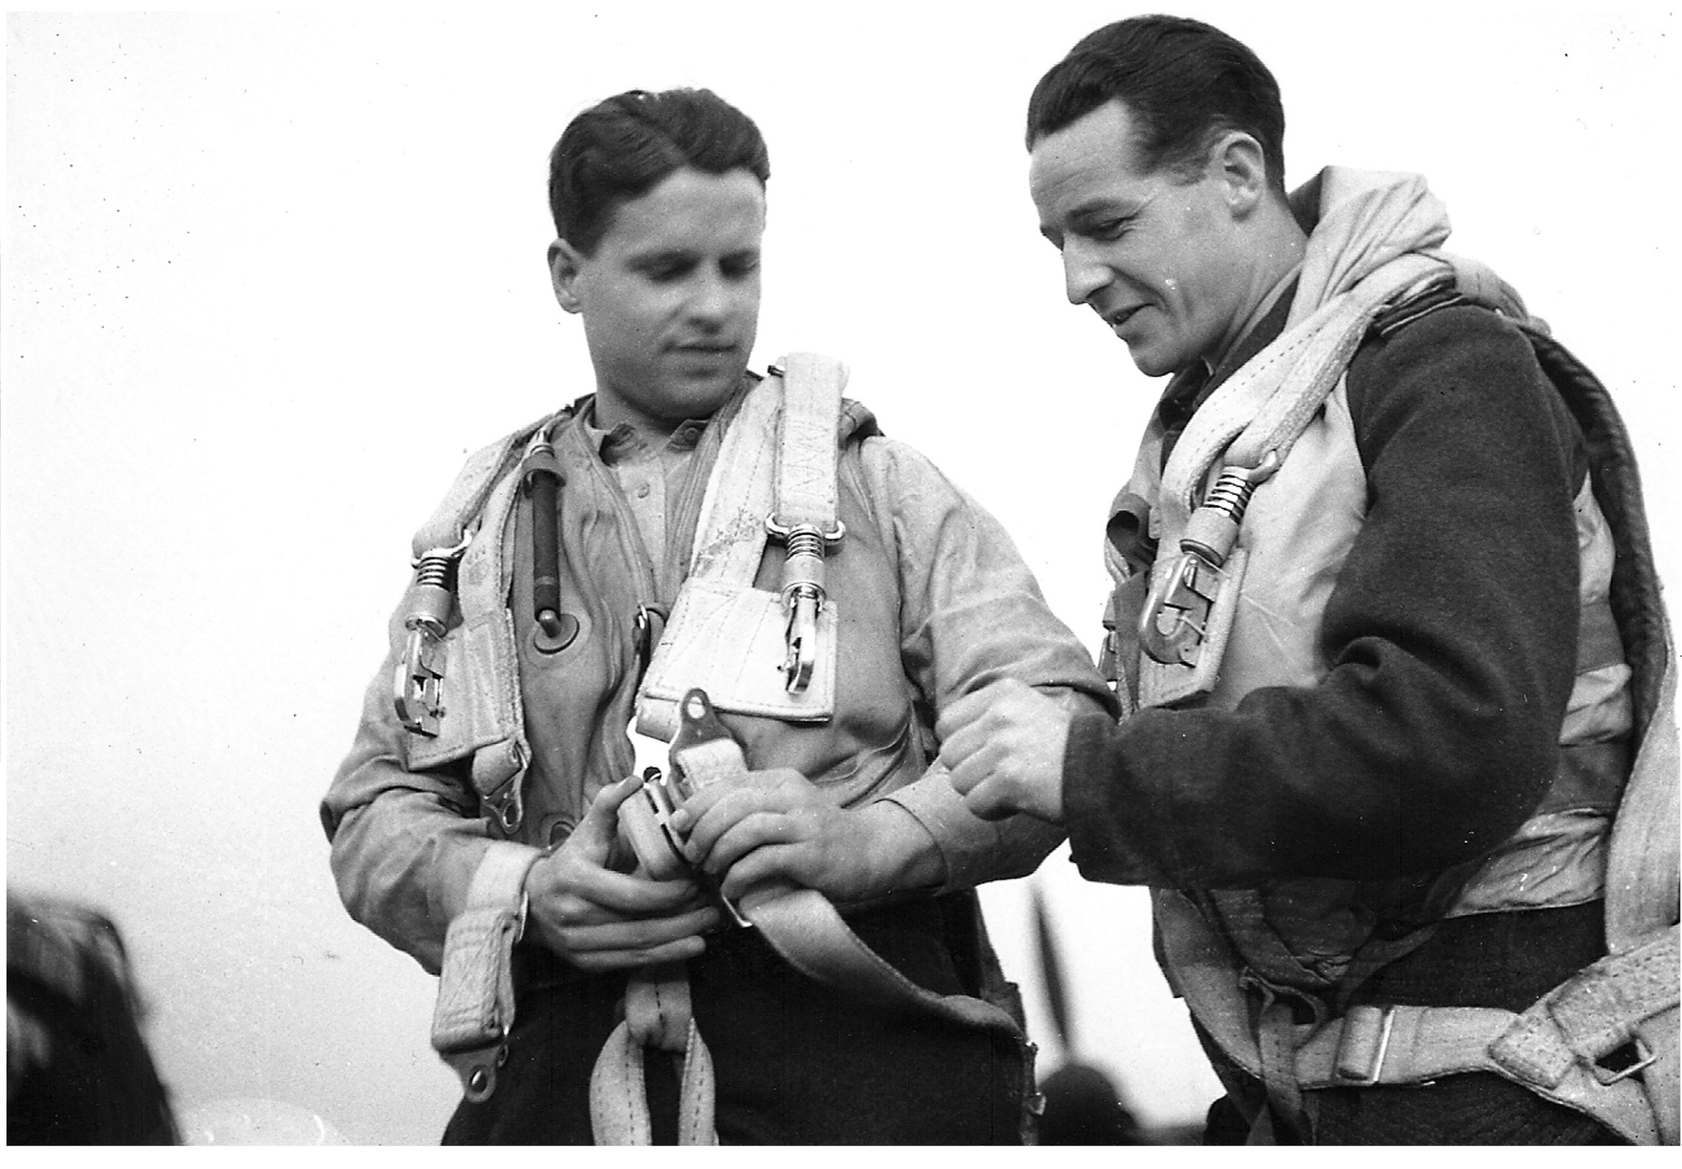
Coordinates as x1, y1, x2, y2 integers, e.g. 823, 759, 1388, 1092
522, 765, 910, 972
522, 678, 1069, 972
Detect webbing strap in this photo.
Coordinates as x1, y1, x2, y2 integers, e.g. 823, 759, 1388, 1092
411, 415, 554, 556
637, 356, 846, 738
588, 966, 718, 1145
673, 731, 1024, 1035
430, 841, 542, 1102
1158, 253, 1442, 539
771, 352, 844, 529
1287, 927, 1680, 1144
683, 354, 841, 580
1160, 889, 1677, 1143
1606, 643, 1680, 952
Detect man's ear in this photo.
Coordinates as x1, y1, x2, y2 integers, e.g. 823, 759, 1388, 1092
1209, 132, 1269, 219
548, 239, 585, 314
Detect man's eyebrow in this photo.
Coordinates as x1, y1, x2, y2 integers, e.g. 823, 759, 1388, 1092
626, 247, 693, 267
1069, 196, 1144, 223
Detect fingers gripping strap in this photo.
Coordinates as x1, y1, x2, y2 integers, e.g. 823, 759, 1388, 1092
668, 734, 1023, 1037
430, 842, 541, 1102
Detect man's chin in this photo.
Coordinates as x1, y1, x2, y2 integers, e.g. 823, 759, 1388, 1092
1123, 342, 1177, 379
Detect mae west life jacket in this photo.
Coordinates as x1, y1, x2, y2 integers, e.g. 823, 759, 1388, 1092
398, 355, 1028, 1138
1101, 271, 1680, 1143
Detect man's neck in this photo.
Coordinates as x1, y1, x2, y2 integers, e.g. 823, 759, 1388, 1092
1203, 198, 1309, 375
1204, 261, 1302, 378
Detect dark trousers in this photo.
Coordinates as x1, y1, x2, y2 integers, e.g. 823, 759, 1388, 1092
443, 895, 1027, 1145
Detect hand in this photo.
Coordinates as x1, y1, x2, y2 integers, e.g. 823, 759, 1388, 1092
522, 775, 721, 971
936, 678, 1072, 823
670, 768, 923, 906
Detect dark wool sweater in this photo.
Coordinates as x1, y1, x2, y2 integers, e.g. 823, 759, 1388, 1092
1065, 295, 1587, 895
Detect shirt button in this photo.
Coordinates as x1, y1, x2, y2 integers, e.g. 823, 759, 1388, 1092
636, 483, 651, 498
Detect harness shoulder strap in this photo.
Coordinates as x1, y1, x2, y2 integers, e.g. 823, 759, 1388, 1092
411, 414, 556, 556
636, 354, 847, 739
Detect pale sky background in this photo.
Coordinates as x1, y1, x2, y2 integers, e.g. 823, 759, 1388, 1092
5, 0, 1678, 1148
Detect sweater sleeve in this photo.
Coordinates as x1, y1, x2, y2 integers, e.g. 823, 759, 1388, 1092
855, 436, 1119, 890
1064, 306, 1584, 889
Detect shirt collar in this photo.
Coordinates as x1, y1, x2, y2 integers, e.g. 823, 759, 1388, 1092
578, 401, 711, 466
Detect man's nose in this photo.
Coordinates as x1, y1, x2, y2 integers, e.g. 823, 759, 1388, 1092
688, 269, 735, 322
1061, 240, 1109, 306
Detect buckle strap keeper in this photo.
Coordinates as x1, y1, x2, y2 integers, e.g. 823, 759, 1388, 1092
430, 841, 542, 1102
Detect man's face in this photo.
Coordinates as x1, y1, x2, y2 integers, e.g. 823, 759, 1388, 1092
1029, 100, 1251, 378
551, 166, 764, 433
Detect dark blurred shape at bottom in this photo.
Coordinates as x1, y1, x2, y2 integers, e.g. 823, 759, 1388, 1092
1036, 1061, 1147, 1145
8, 889, 180, 1145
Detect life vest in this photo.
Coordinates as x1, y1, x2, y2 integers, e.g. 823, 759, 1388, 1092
406, 356, 1026, 1136
1102, 283, 1679, 1143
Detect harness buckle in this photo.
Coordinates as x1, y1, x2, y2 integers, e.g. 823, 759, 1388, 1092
1333, 1004, 1399, 1085
1593, 1036, 1657, 1086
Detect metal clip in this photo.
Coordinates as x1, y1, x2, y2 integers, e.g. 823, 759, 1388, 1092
765, 516, 844, 693
1139, 550, 1223, 666
396, 626, 447, 735
394, 530, 474, 735
1139, 452, 1277, 667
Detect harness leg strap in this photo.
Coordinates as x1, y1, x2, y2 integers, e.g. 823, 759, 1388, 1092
588, 964, 718, 1145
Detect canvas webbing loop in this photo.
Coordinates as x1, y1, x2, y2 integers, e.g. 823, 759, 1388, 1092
429, 841, 542, 1102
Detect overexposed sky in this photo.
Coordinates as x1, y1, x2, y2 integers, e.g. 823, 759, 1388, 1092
5, 1, 1678, 1145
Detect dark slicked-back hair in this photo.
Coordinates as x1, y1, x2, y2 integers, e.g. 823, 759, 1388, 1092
548, 87, 770, 255
1026, 15, 1287, 194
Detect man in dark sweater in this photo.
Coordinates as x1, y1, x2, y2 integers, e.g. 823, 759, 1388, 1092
936, 14, 1676, 1146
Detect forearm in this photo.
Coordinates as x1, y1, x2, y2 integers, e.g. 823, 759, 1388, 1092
857, 437, 1112, 886
881, 764, 1066, 893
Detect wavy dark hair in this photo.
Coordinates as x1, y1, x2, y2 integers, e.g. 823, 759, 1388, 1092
1026, 15, 1287, 194
548, 87, 770, 255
